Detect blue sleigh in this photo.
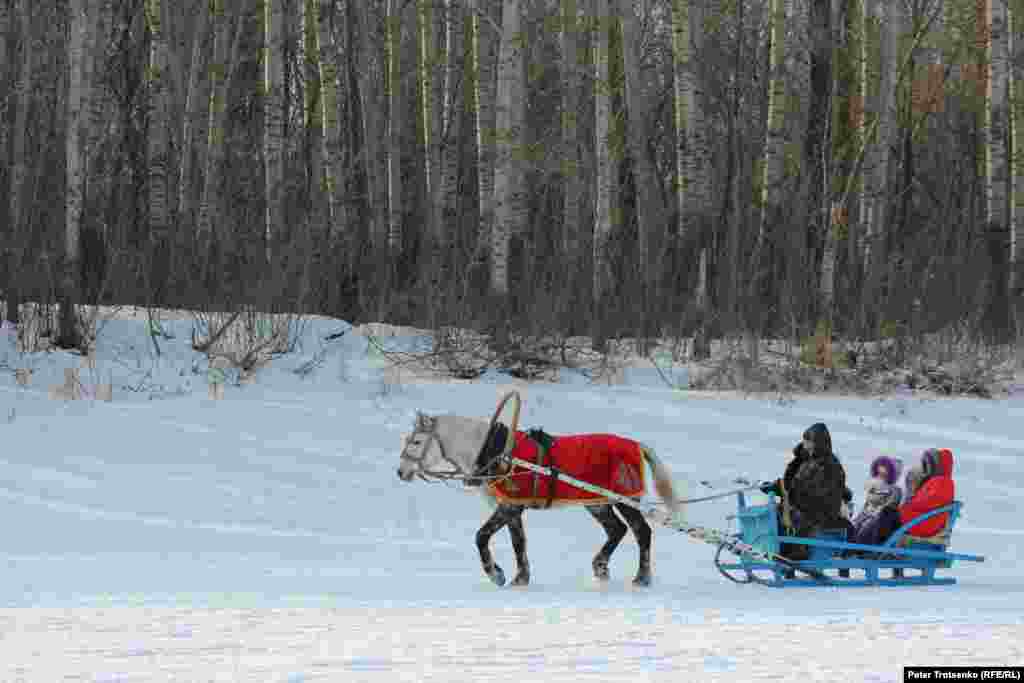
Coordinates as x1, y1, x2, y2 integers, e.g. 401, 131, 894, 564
714, 492, 985, 587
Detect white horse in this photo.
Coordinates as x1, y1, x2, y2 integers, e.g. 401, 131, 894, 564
396, 412, 680, 587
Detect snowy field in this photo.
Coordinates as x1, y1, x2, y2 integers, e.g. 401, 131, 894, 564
1, 313, 1022, 681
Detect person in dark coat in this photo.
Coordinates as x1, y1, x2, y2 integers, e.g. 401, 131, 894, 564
761, 423, 850, 560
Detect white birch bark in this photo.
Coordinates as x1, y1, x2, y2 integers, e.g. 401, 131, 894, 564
437, 0, 463, 276
1010, 0, 1024, 365
491, 0, 523, 295
147, 0, 170, 249
469, 0, 499, 266
177, 2, 208, 227
985, 0, 1009, 240
264, 0, 285, 266
386, 0, 403, 252
314, 0, 339, 231
355, 2, 385, 249
619, 0, 659, 286
757, 0, 789, 252
323, 0, 348, 241
561, 0, 581, 258
0, 0, 9, 180
196, 0, 232, 245
307, 0, 332, 225
63, 0, 88, 343
1011, 0, 1024, 295
7, 0, 32, 294
865, 0, 899, 276
593, 0, 613, 305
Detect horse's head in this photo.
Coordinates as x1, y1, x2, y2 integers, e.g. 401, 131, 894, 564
396, 412, 490, 483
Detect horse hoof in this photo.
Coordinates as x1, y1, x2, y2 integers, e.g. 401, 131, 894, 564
511, 573, 530, 587
632, 575, 652, 588
487, 565, 506, 587
593, 560, 610, 582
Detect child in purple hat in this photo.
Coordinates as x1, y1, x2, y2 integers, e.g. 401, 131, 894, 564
850, 455, 904, 547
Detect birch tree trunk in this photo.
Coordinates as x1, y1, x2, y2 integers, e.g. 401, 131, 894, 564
439, 0, 463, 279
864, 0, 899, 304
470, 0, 498, 267
89, 0, 113, 245
61, 0, 88, 346
757, 0, 788, 253
0, 0, 9, 186
418, 0, 445, 261
851, 0, 868, 279
748, 0, 791, 361
322, 0, 347, 242
264, 0, 285, 267
593, 0, 613, 313
147, 0, 171, 294
196, 0, 234, 248
985, 0, 1008, 240
561, 0, 581, 261
177, 2, 208, 229
0, 0, 8, 321
672, 0, 710, 357
814, 0, 845, 365
1010, 0, 1024, 364
313, 0, 338, 233
491, 0, 524, 296
5, 0, 32, 325
306, 0, 326, 217
418, 0, 433, 234
619, 0, 659, 297
355, 1, 385, 250
385, 0, 403, 253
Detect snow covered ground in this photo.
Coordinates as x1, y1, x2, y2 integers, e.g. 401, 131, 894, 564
1, 314, 1022, 681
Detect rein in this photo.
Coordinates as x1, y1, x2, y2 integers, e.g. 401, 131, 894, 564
400, 391, 523, 485
399, 417, 516, 484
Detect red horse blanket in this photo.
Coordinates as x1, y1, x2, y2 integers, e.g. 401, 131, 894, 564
487, 432, 647, 507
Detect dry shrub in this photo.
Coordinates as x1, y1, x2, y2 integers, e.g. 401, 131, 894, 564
365, 325, 629, 383
192, 307, 303, 379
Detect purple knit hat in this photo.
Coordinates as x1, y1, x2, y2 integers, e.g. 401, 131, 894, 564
869, 455, 903, 485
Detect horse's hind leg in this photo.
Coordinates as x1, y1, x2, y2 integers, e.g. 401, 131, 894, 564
476, 504, 518, 586
615, 503, 653, 587
505, 507, 530, 586
586, 504, 628, 581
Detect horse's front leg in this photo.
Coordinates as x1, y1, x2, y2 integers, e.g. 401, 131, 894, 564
505, 506, 530, 586
476, 504, 514, 586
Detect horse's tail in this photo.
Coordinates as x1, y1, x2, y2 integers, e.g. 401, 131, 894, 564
640, 445, 680, 515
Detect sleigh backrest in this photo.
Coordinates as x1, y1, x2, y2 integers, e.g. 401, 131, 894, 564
734, 491, 780, 555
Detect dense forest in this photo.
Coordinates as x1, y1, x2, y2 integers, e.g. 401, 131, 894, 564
1, 0, 1023, 379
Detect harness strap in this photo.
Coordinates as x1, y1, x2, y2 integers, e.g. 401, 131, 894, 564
531, 439, 547, 499
545, 463, 560, 509
524, 429, 558, 509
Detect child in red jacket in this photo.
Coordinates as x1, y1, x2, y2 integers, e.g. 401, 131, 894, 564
898, 448, 955, 538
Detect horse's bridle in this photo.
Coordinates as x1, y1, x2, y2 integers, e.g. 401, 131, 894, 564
400, 415, 513, 484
